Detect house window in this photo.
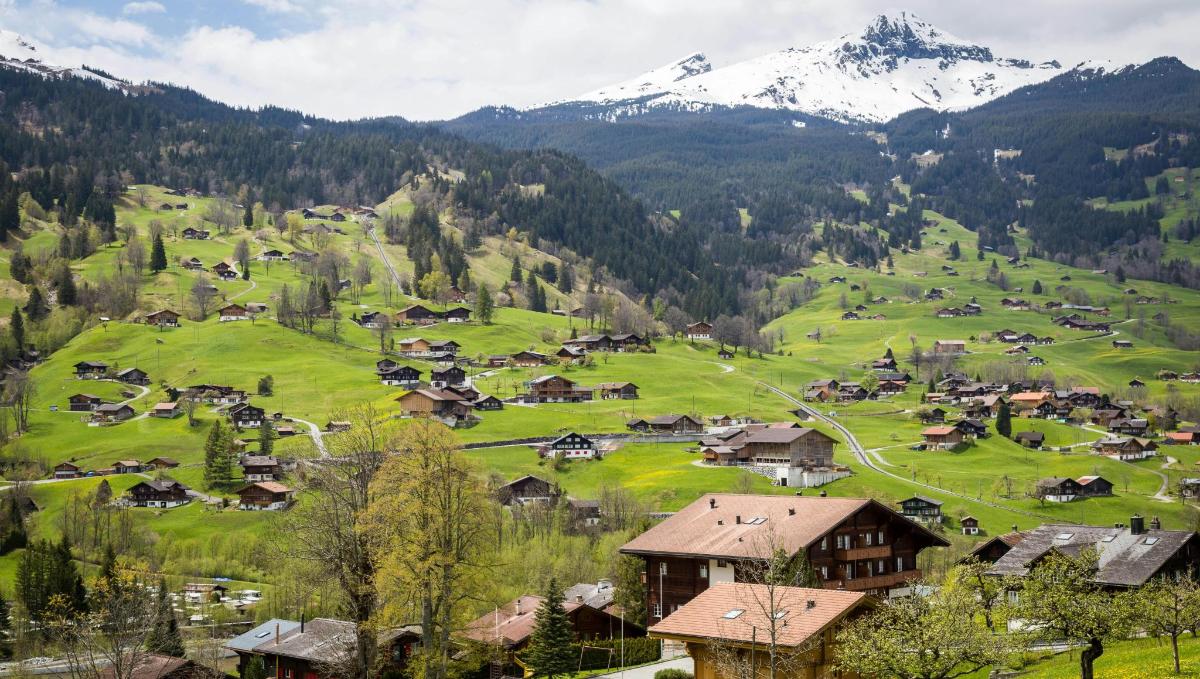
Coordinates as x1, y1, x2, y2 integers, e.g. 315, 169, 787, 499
699, 564, 708, 578
864, 532, 873, 546
717, 559, 728, 568
659, 562, 668, 576
878, 559, 886, 574
820, 537, 828, 551
652, 603, 663, 619
896, 556, 904, 571
820, 566, 829, 579
877, 530, 885, 544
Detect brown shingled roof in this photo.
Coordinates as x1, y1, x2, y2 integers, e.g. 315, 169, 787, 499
649, 583, 869, 648
620, 494, 947, 560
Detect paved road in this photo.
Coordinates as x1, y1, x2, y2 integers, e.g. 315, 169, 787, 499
593, 655, 693, 679
761, 382, 1057, 521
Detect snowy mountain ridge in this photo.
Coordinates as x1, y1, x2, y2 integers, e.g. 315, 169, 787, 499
542, 12, 1076, 123
0, 29, 137, 92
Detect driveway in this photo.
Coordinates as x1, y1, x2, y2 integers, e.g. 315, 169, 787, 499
593, 656, 693, 679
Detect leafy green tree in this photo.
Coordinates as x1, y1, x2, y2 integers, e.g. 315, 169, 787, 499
996, 401, 1012, 438
1137, 575, 1200, 674
611, 555, 646, 627
241, 656, 268, 679
475, 283, 494, 324
1006, 549, 1135, 679
150, 233, 167, 273
525, 578, 574, 678
837, 568, 1023, 679
257, 375, 274, 396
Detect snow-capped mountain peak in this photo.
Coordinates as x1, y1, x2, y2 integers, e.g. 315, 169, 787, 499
0, 29, 135, 91
542, 12, 1067, 123
564, 52, 712, 104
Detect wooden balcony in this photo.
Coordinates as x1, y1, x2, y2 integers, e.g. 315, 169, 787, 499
823, 569, 921, 592
834, 544, 893, 560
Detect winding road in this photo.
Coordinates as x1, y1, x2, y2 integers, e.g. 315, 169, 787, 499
760, 382, 1057, 521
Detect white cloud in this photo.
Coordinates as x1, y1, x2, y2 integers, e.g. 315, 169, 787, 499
5, 0, 1199, 120
242, 0, 302, 14
122, 1, 165, 15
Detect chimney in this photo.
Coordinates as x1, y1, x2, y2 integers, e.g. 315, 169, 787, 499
806, 599, 816, 609
1151, 516, 1162, 530
709, 498, 717, 509
788, 508, 796, 516
717, 520, 724, 526
275, 623, 280, 645
735, 515, 742, 524
515, 598, 522, 615
1011, 525, 1018, 533
1130, 515, 1146, 536
576, 595, 584, 603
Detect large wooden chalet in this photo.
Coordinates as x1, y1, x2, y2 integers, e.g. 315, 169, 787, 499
620, 493, 948, 620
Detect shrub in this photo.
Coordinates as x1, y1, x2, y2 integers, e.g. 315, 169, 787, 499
654, 669, 693, 679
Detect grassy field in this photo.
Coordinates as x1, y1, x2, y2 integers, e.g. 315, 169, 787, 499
1, 176, 1200, 596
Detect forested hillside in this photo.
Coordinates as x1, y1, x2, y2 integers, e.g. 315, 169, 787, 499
450, 58, 1200, 291
0, 68, 738, 319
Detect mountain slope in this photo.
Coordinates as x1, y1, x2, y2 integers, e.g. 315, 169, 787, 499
542, 12, 1063, 123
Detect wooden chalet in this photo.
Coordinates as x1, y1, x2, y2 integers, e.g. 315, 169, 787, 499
920, 426, 964, 450
539, 433, 599, 460
93, 403, 135, 423
395, 389, 471, 420
1077, 476, 1114, 497
240, 455, 281, 482
116, 367, 150, 385
126, 479, 191, 508
429, 366, 466, 388
228, 403, 265, 428
143, 309, 181, 327
181, 227, 210, 240
54, 462, 81, 479
897, 496, 943, 524
144, 457, 180, 470
686, 321, 713, 340
236, 482, 294, 511
527, 375, 593, 403
378, 365, 421, 387
596, 382, 639, 400
395, 304, 440, 325
627, 413, 704, 435
461, 591, 642, 652
74, 361, 108, 379
510, 351, 550, 367
226, 618, 419, 679
219, 304, 248, 322
1036, 477, 1085, 502
150, 402, 181, 418
961, 516, 980, 536
620, 494, 948, 618
932, 340, 966, 354
98, 654, 226, 679
987, 519, 1200, 588
68, 393, 103, 411
1093, 436, 1158, 461
213, 262, 238, 280
1014, 431, 1045, 449
495, 475, 560, 506
649, 584, 869, 679
112, 460, 143, 474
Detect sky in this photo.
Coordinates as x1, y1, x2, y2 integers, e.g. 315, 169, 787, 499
5, 0, 1200, 121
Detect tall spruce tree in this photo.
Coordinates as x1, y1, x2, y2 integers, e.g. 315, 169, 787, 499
25, 287, 47, 321
150, 233, 167, 273
9, 308, 23, 350
525, 579, 574, 678
996, 401, 1013, 439
474, 283, 494, 324
258, 419, 276, 456
147, 577, 186, 657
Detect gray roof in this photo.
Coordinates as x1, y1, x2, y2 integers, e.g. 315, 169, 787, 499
562, 581, 615, 610
986, 524, 1199, 587
225, 619, 302, 652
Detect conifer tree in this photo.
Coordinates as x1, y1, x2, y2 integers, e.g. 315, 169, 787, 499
996, 401, 1013, 439
258, 419, 276, 456
25, 286, 48, 321
55, 266, 77, 306
9, 308, 23, 350
1032, 280, 1043, 295
525, 578, 574, 678
150, 233, 167, 273
510, 256, 522, 283
147, 577, 186, 657
475, 283, 494, 324
242, 656, 268, 679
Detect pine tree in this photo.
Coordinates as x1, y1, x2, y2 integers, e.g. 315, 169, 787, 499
510, 256, 522, 283
25, 286, 48, 321
55, 266, 77, 306
996, 402, 1013, 439
525, 579, 574, 678
204, 421, 234, 487
243, 201, 254, 228
475, 283, 494, 324
0, 188, 18, 238
147, 578, 186, 657
948, 241, 961, 260
150, 233, 167, 273
557, 263, 573, 294
258, 419, 276, 456
98, 544, 117, 583
1032, 280, 1043, 295
9, 308, 23, 350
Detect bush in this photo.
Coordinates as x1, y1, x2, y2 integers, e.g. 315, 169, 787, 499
654, 670, 693, 679
562, 637, 659, 671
